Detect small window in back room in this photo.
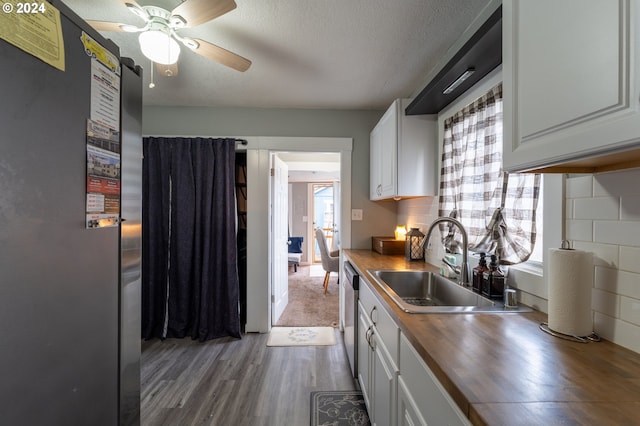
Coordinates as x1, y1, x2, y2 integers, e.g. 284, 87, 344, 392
438, 83, 542, 265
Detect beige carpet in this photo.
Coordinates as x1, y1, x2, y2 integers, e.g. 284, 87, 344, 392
275, 265, 339, 328
267, 326, 337, 347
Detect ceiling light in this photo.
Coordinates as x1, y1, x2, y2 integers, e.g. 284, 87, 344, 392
442, 68, 475, 95
138, 30, 180, 65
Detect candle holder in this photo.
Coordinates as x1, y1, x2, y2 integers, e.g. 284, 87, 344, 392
405, 228, 425, 261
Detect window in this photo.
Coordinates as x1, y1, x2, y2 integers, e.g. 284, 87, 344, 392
438, 83, 541, 265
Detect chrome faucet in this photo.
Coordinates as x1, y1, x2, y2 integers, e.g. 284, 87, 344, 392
420, 217, 470, 287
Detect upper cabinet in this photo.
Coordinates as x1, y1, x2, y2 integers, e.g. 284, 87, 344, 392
503, 0, 640, 173
370, 99, 437, 200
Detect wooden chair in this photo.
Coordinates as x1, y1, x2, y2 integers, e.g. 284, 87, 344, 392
315, 228, 339, 294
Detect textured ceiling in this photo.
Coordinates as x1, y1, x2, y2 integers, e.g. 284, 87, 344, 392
61, 0, 491, 110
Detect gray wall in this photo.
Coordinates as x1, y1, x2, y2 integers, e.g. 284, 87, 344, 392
143, 106, 397, 248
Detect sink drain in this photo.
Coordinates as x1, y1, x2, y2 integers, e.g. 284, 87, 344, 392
402, 297, 437, 307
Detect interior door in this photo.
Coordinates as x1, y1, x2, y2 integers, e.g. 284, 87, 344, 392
332, 180, 341, 250
271, 154, 289, 324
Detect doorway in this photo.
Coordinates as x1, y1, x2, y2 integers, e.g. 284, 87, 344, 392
271, 151, 341, 328
244, 137, 352, 333
311, 182, 335, 264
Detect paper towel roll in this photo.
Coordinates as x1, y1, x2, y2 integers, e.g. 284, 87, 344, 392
548, 248, 594, 337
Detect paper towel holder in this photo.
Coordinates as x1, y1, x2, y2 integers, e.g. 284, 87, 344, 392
539, 323, 600, 343
541, 240, 601, 343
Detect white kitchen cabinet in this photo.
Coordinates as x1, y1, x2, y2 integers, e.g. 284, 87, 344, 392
398, 333, 471, 426
397, 376, 427, 426
370, 99, 437, 200
357, 302, 373, 410
503, 0, 640, 173
357, 283, 400, 426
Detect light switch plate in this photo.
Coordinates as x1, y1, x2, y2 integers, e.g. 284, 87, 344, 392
351, 209, 363, 221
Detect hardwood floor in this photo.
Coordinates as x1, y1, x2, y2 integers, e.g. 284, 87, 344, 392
141, 329, 356, 425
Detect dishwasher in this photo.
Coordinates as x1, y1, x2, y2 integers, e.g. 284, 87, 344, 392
343, 261, 359, 379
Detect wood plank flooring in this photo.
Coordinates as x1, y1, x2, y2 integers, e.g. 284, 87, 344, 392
141, 329, 356, 425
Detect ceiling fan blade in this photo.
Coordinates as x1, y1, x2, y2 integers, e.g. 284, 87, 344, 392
191, 38, 251, 72
86, 20, 128, 32
156, 62, 179, 77
117, 0, 142, 9
171, 0, 237, 28
117, 0, 148, 21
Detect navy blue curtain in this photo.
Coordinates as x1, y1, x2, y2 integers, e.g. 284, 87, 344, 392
142, 137, 240, 341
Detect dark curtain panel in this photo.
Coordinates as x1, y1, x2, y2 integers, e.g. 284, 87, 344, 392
142, 137, 240, 341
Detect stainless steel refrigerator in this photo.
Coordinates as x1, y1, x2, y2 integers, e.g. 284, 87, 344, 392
0, 1, 142, 424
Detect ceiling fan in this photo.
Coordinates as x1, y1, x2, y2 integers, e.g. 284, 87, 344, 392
86, 0, 251, 77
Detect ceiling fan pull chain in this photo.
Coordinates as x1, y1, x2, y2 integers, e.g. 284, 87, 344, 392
149, 60, 155, 89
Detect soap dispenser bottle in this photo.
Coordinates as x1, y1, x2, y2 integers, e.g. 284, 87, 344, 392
472, 253, 488, 293
483, 254, 505, 299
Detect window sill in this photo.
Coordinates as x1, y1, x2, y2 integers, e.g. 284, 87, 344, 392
508, 261, 543, 278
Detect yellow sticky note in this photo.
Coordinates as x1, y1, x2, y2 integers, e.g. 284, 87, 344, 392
0, 1, 65, 71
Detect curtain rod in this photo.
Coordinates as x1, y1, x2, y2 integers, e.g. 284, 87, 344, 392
235, 139, 248, 145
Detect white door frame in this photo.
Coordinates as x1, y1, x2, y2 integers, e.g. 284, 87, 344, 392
244, 137, 352, 333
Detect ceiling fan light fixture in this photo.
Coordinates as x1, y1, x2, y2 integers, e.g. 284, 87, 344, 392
139, 30, 180, 65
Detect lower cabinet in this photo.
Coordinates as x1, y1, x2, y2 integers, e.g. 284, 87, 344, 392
357, 283, 470, 426
357, 295, 399, 426
398, 333, 471, 426
397, 376, 427, 426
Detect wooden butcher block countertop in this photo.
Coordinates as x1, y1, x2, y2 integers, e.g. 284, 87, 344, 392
344, 249, 640, 425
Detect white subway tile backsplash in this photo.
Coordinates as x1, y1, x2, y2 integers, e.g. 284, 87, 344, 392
592, 288, 620, 317
594, 312, 640, 353
594, 168, 640, 197
620, 296, 640, 327
595, 264, 640, 300
565, 219, 593, 242
593, 221, 640, 247
614, 269, 640, 300
574, 196, 620, 220
566, 175, 593, 198
565, 199, 574, 219
572, 241, 619, 268
594, 266, 618, 293
621, 195, 640, 221
620, 246, 640, 274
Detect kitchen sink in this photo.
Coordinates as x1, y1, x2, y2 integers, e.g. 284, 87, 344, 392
368, 270, 532, 314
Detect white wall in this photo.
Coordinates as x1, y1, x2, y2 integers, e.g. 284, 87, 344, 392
566, 169, 640, 354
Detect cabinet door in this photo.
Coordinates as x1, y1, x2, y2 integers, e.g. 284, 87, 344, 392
377, 106, 398, 199
397, 377, 427, 426
369, 121, 383, 199
399, 334, 470, 426
357, 302, 373, 410
372, 334, 397, 426
369, 102, 397, 200
503, 0, 640, 172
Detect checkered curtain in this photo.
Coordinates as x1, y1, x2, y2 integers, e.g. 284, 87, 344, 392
438, 83, 540, 265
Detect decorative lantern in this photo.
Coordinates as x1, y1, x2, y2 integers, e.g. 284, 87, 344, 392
405, 228, 425, 261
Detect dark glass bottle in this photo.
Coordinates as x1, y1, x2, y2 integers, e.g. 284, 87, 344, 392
482, 254, 505, 299
472, 253, 488, 293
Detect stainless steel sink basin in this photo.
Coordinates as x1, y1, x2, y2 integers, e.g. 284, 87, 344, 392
368, 270, 531, 314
